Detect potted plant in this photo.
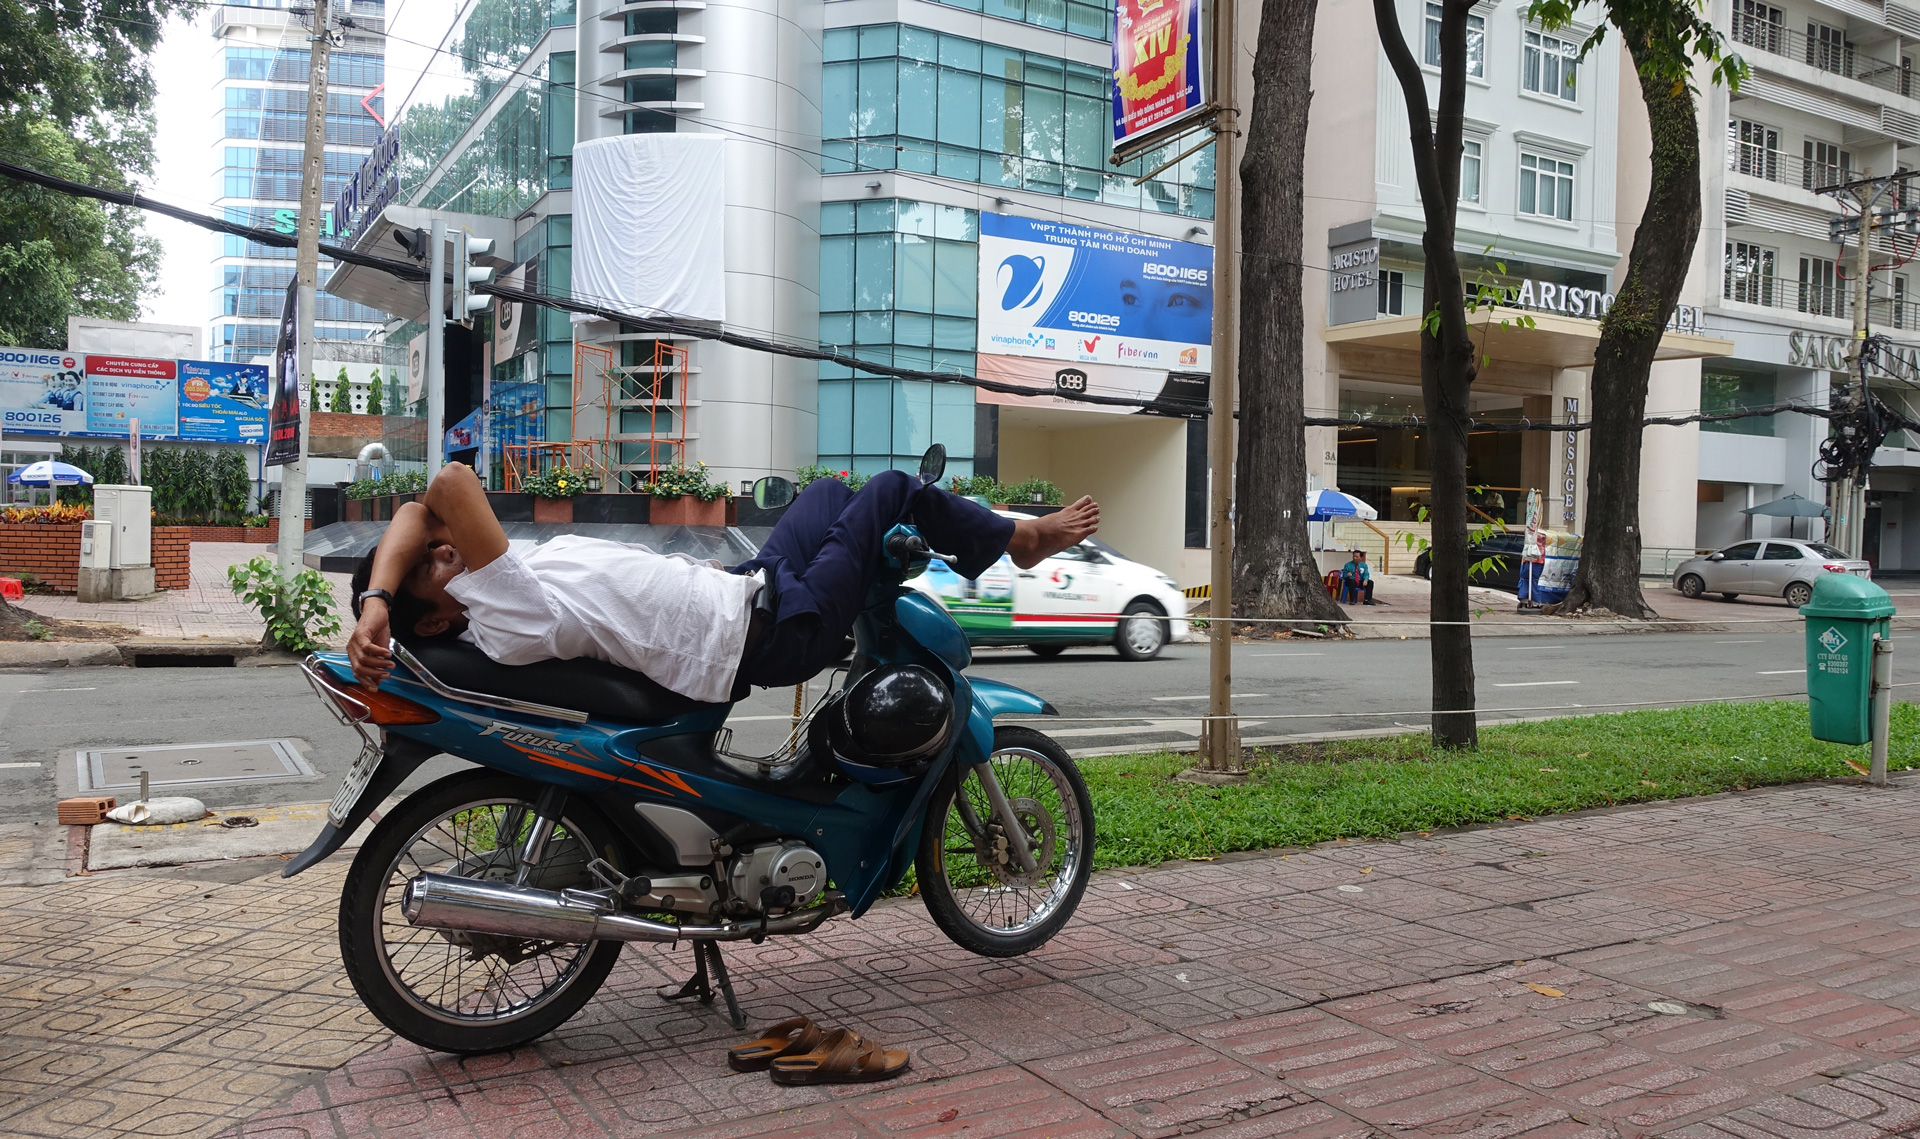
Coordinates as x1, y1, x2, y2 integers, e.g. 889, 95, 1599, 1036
646, 461, 730, 526
523, 465, 587, 522
994, 477, 1064, 509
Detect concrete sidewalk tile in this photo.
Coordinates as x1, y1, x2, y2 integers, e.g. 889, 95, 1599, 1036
845, 1065, 1126, 1138
1069, 960, 1309, 1029
1028, 1032, 1297, 1138
922, 981, 1159, 1062
1026, 922, 1184, 978
848, 947, 1053, 1002
1402, 864, 1588, 906
1139, 864, 1293, 907
1319, 876, 1497, 921
1417, 905, 1624, 959
1610, 1016, 1862, 1089
1524, 890, 1724, 940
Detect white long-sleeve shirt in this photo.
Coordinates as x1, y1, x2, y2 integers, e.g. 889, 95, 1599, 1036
445, 536, 761, 703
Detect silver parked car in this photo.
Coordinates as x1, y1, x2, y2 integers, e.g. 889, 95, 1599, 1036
1673, 539, 1871, 607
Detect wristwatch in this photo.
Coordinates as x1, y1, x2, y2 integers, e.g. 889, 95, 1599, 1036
356, 589, 395, 609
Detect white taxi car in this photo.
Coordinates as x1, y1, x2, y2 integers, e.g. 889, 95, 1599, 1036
909, 514, 1190, 660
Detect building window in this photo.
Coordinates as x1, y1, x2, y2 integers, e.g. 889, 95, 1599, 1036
1896, 275, 1909, 329
1702, 372, 1778, 436
1378, 270, 1405, 315
1730, 120, 1779, 181
1460, 138, 1483, 203
1518, 151, 1574, 220
1732, 0, 1783, 53
821, 24, 1213, 219
924, 0, 1112, 43
1799, 256, 1840, 317
625, 7, 678, 33
1423, 3, 1485, 77
1522, 30, 1578, 102
624, 41, 678, 69
624, 76, 677, 102
1804, 140, 1850, 191
1806, 21, 1854, 77
1724, 241, 1776, 305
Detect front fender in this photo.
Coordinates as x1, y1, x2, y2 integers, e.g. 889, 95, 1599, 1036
961, 676, 1057, 766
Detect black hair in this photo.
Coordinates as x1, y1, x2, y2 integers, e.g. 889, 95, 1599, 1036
350, 551, 434, 640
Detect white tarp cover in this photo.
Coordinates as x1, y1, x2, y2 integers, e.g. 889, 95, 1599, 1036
569, 133, 727, 325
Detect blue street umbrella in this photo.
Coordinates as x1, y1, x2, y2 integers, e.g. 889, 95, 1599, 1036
1305, 487, 1379, 521
6, 460, 95, 487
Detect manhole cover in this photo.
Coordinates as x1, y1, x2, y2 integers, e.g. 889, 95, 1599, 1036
77, 740, 314, 792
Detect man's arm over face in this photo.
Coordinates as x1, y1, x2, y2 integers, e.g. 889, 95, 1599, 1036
348, 501, 436, 684
424, 462, 509, 572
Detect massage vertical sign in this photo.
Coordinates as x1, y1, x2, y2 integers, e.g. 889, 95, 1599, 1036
1111, 0, 1206, 149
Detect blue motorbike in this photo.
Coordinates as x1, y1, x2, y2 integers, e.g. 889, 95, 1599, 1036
286, 449, 1093, 1054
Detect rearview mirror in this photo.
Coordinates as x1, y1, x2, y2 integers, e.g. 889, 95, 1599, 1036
1708, 552, 1725, 561
752, 476, 795, 511
919, 443, 947, 485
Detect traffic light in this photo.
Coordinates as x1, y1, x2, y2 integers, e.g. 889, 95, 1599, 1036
449, 229, 496, 326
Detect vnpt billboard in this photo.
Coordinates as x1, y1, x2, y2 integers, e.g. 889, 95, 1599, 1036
0, 349, 268, 445
976, 212, 1213, 371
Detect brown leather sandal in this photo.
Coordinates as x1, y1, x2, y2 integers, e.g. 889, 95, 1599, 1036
727, 1017, 823, 1072
769, 1027, 911, 1085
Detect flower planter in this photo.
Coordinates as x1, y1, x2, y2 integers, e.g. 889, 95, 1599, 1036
531, 496, 575, 524
486, 492, 535, 523
344, 497, 364, 522
648, 496, 727, 526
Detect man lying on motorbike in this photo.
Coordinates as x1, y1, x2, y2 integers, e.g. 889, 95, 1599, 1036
345, 462, 1099, 701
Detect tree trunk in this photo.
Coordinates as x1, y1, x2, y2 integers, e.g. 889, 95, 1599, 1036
1374, 0, 1481, 747
1552, 32, 1700, 621
1235, 0, 1345, 627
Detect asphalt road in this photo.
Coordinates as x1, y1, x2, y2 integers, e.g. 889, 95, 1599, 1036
0, 626, 1844, 825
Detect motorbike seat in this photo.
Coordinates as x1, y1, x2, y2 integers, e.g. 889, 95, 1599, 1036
399, 636, 716, 723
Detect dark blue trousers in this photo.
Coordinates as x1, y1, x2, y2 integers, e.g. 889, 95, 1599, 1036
733, 470, 1016, 687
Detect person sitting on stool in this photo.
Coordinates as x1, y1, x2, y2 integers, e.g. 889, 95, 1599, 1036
1340, 549, 1375, 606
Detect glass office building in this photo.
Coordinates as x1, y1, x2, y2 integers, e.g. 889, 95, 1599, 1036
208, 2, 391, 364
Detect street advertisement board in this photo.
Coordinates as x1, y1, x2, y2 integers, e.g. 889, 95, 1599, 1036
973, 354, 1210, 419
177, 360, 270, 444
487, 381, 544, 463
407, 330, 428, 406
0, 349, 85, 435
1111, 0, 1206, 150
85, 355, 179, 437
265, 280, 302, 467
976, 212, 1213, 372
919, 556, 1016, 632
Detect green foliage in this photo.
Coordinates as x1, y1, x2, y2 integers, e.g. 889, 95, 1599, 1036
646, 460, 728, 500
998, 476, 1064, 505
226, 556, 342, 654
795, 464, 870, 491
385, 375, 406, 416
523, 464, 588, 499
344, 470, 429, 499
1082, 701, 1918, 866
1399, 490, 1510, 584
243, 513, 270, 528
367, 371, 384, 416
23, 618, 49, 641
945, 474, 1001, 498
329, 367, 351, 414
54, 443, 125, 504
1527, 0, 1745, 92
309, 378, 320, 413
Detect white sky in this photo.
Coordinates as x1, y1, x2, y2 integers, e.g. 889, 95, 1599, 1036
141, 1, 473, 337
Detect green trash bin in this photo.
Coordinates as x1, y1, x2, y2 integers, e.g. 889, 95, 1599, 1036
1801, 573, 1895, 746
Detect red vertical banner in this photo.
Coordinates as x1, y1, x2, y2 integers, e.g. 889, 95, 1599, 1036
1111, 0, 1206, 150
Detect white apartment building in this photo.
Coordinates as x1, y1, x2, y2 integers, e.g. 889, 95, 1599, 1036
207, 0, 390, 365
1303, 0, 1732, 556
1699, 0, 1920, 568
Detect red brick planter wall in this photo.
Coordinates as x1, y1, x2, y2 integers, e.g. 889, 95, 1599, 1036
0, 523, 194, 593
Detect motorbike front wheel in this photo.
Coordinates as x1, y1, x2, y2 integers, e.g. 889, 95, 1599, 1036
337, 771, 626, 1054
917, 726, 1094, 957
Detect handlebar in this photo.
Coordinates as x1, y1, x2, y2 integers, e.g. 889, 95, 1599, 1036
885, 532, 957, 565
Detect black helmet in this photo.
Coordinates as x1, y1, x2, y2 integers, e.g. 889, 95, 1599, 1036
830, 664, 954, 769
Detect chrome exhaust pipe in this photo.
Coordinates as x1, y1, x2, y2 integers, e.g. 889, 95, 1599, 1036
401, 872, 842, 943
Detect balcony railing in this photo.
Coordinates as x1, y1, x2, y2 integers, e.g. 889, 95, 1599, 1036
1732, 14, 1913, 95
1721, 272, 1852, 317
1725, 141, 1867, 193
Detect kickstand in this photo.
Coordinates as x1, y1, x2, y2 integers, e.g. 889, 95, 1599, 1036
658, 939, 746, 1029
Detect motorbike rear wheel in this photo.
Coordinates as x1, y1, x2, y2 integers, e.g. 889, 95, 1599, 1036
917, 726, 1094, 957
337, 771, 625, 1054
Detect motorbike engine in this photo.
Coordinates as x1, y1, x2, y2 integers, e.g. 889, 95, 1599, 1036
726, 840, 826, 915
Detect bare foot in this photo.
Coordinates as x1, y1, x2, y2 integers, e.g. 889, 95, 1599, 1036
1008, 496, 1100, 568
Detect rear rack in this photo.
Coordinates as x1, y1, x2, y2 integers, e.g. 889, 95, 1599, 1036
387, 640, 594, 724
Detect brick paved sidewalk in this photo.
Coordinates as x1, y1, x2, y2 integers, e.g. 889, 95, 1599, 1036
11, 779, 1920, 1138
16, 542, 351, 645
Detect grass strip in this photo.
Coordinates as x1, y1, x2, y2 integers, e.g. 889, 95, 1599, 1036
1082, 700, 1920, 869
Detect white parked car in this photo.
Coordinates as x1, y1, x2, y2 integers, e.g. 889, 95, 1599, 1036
1672, 539, 1872, 607
909, 514, 1190, 660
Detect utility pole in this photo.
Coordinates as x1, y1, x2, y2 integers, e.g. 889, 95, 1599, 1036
1830, 172, 1889, 559
278, 0, 333, 578
426, 217, 446, 475
1201, 0, 1241, 772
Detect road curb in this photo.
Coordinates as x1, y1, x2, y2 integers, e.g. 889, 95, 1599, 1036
0, 642, 125, 669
